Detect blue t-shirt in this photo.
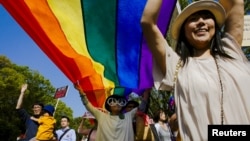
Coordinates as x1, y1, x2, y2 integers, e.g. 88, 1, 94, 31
17, 108, 39, 141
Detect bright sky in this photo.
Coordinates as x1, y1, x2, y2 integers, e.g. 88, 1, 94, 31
0, 5, 86, 118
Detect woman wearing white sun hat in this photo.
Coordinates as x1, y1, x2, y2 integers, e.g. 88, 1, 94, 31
141, 0, 249, 141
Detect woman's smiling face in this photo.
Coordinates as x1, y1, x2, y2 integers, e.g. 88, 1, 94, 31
184, 10, 216, 50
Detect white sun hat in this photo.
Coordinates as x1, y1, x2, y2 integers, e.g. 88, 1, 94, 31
171, 0, 226, 40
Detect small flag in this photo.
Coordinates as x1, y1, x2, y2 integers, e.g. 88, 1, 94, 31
54, 85, 69, 99
82, 111, 95, 119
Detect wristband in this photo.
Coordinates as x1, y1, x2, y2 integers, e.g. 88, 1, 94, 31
80, 94, 88, 105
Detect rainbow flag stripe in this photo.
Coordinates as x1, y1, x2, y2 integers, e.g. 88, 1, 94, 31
0, 0, 176, 108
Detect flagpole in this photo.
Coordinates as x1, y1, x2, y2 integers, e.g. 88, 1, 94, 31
176, 0, 181, 14
54, 98, 60, 116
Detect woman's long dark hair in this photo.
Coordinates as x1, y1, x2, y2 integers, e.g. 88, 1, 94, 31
153, 109, 168, 123
175, 10, 233, 65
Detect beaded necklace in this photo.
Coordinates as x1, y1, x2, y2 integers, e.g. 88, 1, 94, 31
214, 57, 224, 125
168, 59, 182, 114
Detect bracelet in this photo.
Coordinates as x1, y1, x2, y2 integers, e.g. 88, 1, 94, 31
80, 93, 86, 98
80, 94, 88, 105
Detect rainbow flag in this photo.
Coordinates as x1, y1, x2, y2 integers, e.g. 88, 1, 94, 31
0, 0, 176, 108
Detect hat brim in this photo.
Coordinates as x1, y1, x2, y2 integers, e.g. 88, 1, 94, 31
171, 0, 226, 40
125, 100, 139, 108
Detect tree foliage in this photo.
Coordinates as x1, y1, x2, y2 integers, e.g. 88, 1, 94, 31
148, 88, 174, 118
245, 0, 250, 14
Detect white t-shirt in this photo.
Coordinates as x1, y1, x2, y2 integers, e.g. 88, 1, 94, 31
85, 103, 137, 141
154, 123, 172, 141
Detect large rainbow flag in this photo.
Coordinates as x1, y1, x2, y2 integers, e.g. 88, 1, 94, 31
0, 0, 176, 108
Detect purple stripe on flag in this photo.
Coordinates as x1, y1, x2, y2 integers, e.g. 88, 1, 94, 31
158, 0, 177, 34
140, 0, 177, 89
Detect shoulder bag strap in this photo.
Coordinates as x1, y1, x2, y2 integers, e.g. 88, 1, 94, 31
150, 124, 160, 141
58, 128, 71, 141
167, 123, 176, 141
86, 128, 94, 141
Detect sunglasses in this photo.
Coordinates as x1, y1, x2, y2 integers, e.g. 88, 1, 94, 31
107, 98, 127, 107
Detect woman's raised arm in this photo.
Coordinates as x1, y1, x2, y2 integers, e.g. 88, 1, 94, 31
220, 0, 244, 46
141, 0, 168, 75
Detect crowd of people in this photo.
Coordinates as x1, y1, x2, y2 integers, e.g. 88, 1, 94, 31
16, 82, 176, 141
16, 84, 77, 141
16, 0, 249, 141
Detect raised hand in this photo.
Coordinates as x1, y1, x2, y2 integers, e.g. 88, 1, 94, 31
21, 83, 28, 94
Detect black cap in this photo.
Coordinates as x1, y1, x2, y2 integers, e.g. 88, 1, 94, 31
125, 100, 139, 108
105, 95, 127, 112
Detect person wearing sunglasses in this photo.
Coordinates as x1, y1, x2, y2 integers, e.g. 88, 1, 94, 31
75, 84, 137, 141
